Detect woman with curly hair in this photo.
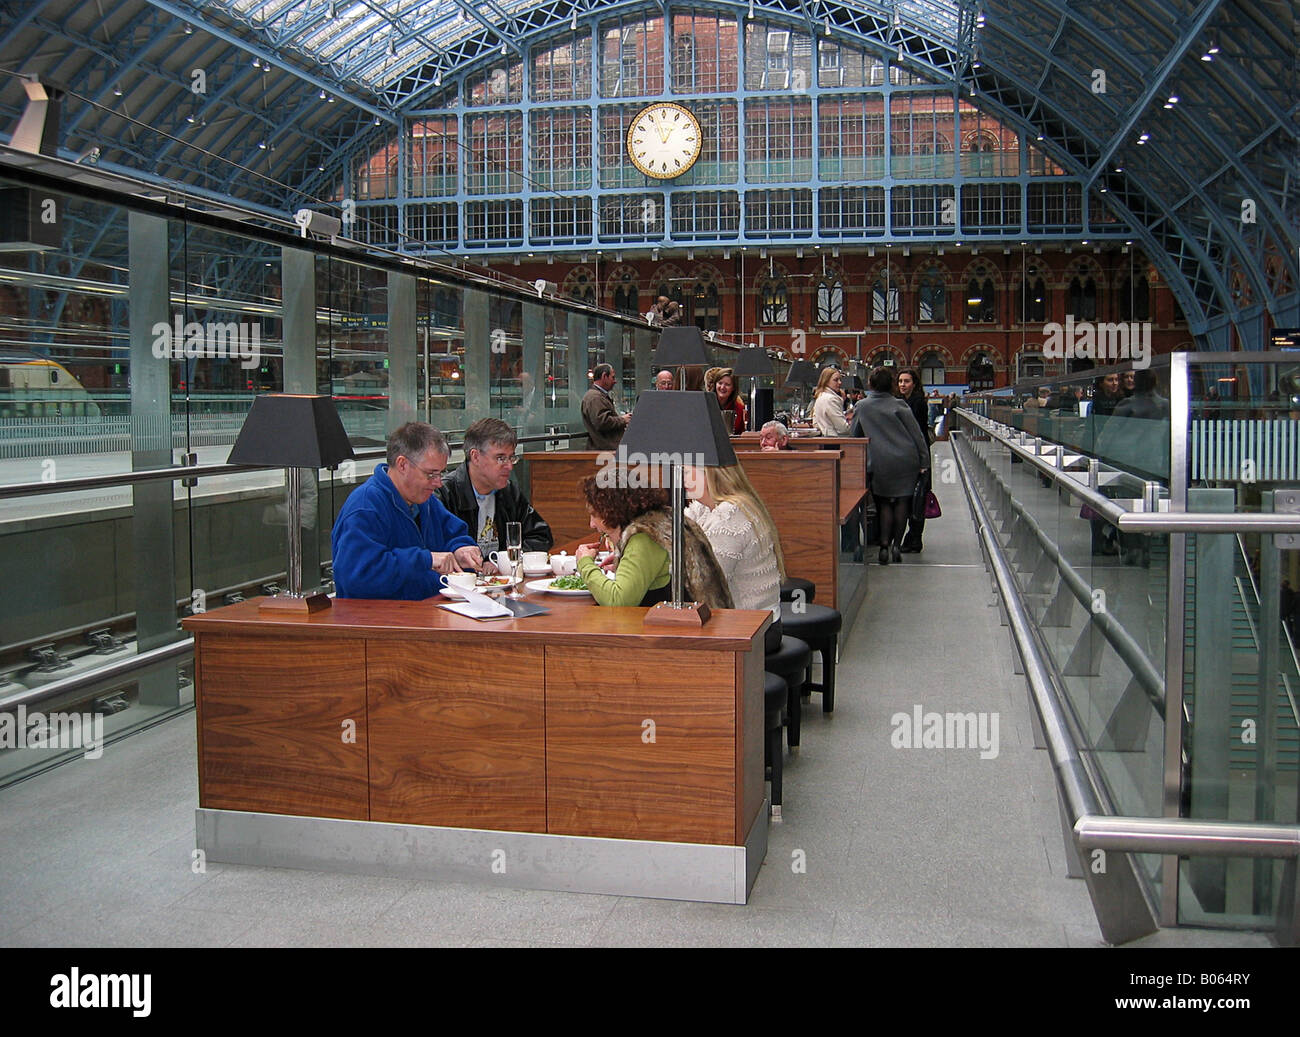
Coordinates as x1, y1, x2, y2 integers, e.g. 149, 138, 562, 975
705, 366, 747, 435
576, 476, 733, 608
811, 367, 850, 436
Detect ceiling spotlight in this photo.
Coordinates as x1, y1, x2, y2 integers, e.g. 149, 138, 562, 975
258, 140, 267, 150
319, 89, 326, 99
824, 17, 831, 37
897, 44, 905, 62
500, 41, 507, 55
571, 10, 578, 31
327, 94, 335, 102
434, 69, 442, 86
252, 57, 260, 68
747, 0, 754, 20
114, 85, 123, 96
186, 113, 196, 123
373, 116, 381, 125
185, 24, 193, 35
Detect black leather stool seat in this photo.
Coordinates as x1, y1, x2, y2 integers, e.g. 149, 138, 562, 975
764, 634, 811, 748
779, 577, 816, 604
779, 602, 843, 713
763, 672, 788, 818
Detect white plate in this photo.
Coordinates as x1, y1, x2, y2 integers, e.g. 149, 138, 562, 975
440, 575, 520, 598
523, 567, 552, 577
525, 578, 592, 597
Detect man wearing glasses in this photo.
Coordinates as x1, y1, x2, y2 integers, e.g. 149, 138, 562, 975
437, 417, 554, 556
331, 422, 482, 600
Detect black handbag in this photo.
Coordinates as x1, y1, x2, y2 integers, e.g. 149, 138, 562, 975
911, 473, 928, 522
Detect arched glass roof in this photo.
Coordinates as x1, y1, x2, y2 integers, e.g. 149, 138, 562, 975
0, 0, 1295, 339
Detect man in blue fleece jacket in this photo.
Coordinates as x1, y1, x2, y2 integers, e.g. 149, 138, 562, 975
331, 422, 482, 600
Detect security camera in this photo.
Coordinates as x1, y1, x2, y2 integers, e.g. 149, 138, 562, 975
294, 208, 343, 238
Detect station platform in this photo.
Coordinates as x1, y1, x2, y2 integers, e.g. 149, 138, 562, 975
0, 443, 1271, 947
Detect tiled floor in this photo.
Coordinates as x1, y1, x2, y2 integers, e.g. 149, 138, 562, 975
0, 443, 1274, 947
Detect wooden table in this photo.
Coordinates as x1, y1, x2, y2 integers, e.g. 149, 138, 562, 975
183, 593, 771, 903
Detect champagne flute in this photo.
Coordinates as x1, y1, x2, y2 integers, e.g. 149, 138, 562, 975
505, 521, 524, 599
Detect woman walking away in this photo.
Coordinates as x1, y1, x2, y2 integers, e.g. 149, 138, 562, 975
849, 367, 930, 565
897, 367, 932, 553
811, 367, 851, 436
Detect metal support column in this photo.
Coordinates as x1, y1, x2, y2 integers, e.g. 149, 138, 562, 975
129, 211, 181, 706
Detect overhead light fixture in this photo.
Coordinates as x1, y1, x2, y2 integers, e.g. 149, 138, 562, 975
114, 85, 122, 96
319, 89, 326, 99
258, 140, 267, 150
186, 113, 195, 123
327, 94, 335, 102
185, 24, 193, 35
897, 44, 905, 62
825, 17, 831, 37
747, 0, 754, 19
571, 10, 578, 31
252, 57, 260, 68
500, 41, 507, 55
435, 70, 442, 86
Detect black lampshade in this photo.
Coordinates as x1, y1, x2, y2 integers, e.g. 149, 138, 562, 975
785, 359, 818, 388
621, 390, 737, 466
733, 346, 774, 377
228, 394, 355, 468
653, 325, 712, 369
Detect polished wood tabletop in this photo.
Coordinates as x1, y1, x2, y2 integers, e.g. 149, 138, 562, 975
184, 593, 771, 651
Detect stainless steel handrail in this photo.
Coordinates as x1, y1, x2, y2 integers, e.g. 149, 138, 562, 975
0, 430, 569, 501
957, 408, 1300, 533
1076, 816, 1300, 858
977, 440, 1165, 717
952, 429, 1300, 944
0, 638, 194, 711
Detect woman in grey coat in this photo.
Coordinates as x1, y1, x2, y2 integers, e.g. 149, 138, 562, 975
849, 366, 930, 564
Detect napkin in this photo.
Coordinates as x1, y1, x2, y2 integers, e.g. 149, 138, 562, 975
437, 593, 514, 620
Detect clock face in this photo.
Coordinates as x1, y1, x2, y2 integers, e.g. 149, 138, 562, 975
627, 103, 704, 179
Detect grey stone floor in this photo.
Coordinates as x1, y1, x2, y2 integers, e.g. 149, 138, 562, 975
0, 443, 1274, 948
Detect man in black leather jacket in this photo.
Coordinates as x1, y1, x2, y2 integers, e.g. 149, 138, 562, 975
436, 418, 554, 558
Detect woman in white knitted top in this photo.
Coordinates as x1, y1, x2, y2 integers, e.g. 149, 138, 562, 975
811, 367, 850, 436
684, 464, 785, 620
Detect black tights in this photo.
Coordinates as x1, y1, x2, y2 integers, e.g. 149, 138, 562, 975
877, 495, 910, 549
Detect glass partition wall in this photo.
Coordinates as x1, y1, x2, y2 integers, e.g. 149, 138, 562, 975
0, 170, 683, 788
961, 353, 1300, 933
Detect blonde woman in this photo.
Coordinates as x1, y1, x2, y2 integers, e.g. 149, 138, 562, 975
684, 464, 785, 625
811, 367, 850, 436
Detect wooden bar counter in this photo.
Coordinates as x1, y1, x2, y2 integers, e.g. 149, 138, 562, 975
183, 594, 771, 903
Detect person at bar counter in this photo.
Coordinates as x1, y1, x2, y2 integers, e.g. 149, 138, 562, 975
575, 477, 732, 609
705, 366, 747, 435
331, 422, 481, 600
759, 420, 794, 451
436, 417, 553, 558
684, 464, 784, 623
655, 369, 676, 391
811, 367, 851, 436
581, 362, 630, 450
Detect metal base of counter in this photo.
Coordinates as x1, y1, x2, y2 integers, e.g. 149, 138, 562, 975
196, 803, 770, 905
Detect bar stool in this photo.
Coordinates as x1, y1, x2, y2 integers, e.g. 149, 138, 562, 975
765, 627, 811, 748
779, 576, 816, 604
779, 601, 843, 713
763, 672, 788, 819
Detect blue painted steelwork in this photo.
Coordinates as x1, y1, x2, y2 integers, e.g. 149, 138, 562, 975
0, 0, 1292, 343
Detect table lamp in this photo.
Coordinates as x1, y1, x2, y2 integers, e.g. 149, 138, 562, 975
733, 345, 774, 432
785, 359, 818, 421
621, 390, 737, 626
228, 394, 355, 613
652, 325, 712, 390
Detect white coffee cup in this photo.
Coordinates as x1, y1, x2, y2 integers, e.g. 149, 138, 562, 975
440, 571, 477, 593
522, 551, 548, 570
550, 553, 576, 576
488, 550, 512, 571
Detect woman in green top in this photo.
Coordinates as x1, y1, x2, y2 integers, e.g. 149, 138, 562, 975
575, 476, 733, 609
